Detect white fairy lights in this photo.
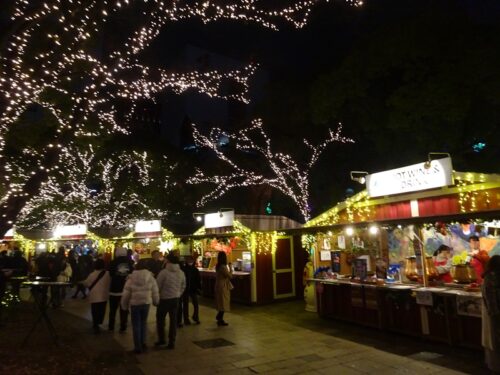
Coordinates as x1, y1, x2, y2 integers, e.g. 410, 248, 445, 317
0, 0, 362, 227
15, 146, 172, 229
1, 0, 362, 153
188, 119, 354, 222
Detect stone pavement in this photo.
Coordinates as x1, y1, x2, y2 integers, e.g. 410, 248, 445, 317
61, 294, 493, 375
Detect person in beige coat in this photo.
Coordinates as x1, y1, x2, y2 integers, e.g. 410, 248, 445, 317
83, 259, 111, 333
215, 251, 233, 326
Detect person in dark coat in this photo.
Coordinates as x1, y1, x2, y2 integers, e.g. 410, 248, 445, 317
50, 247, 66, 308
108, 247, 134, 332
10, 248, 29, 276
178, 255, 202, 325
146, 250, 164, 278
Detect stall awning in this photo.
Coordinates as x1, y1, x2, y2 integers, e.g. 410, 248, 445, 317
306, 171, 500, 228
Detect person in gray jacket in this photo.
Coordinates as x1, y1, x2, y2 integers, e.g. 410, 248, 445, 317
155, 253, 186, 349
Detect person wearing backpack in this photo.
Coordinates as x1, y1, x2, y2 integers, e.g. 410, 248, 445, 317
108, 247, 134, 332
83, 259, 111, 333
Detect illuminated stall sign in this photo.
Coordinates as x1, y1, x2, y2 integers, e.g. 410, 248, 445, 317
3, 228, 14, 240
53, 224, 87, 239
205, 210, 234, 229
135, 220, 161, 237
366, 157, 453, 198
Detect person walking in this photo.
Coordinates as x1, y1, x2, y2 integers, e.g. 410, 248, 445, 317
83, 259, 111, 333
121, 259, 159, 354
178, 255, 201, 325
481, 255, 500, 372
108, 246, 134, 332
155, 253, 185, 349
215, 251, 233, 326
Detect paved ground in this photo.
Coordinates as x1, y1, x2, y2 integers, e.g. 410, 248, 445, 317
6, 288, 489, 375
55, 291, 493, 375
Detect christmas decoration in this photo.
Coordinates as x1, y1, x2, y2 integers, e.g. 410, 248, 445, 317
189, 119, 354, 221
0, 0, 362, 232
14, 146, 171, 229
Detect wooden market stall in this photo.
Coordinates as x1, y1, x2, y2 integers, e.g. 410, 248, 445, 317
304, 157, 500, 349
190, 213, 307, 305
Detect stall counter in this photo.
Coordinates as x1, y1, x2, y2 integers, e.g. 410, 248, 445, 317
311, 278, 483, 349
198, 268, 252, 305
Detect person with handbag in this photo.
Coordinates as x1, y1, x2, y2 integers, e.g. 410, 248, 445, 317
83, 259, 111, 333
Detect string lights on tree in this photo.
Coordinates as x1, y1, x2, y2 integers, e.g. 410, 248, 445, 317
0, 0, 362, 234
188, 119, 354, 222
14, 146, 172, 229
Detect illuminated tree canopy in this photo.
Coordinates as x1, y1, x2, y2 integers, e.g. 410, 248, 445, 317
0, 0, 362, 235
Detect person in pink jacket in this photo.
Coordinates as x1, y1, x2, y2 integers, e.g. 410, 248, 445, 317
83, 259, 111, 333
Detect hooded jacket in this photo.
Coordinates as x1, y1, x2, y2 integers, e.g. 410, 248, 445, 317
120, 269, 159, 309
156, 263, 186, 299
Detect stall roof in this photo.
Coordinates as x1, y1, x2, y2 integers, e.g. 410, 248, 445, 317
306, 170, 500, 228
235, 215, 302, 232
192, 214, 302, 236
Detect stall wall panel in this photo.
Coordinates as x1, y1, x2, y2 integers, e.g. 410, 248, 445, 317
375, 202, 411, 221
256, 252, 273, 304
275, 272, 293, 295
418, 196, 459, 217
275, 239, 292, 269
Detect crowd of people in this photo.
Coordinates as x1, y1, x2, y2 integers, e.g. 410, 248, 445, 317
12, 245, 233, 354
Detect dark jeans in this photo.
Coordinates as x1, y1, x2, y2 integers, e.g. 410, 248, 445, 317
91, 301, 107, 327
131, 304, 150, 352
156, 298, 179, 344
178, 292, 199, 323
108, 295, 128, 331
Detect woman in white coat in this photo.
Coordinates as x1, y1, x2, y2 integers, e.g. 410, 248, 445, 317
83, 259, 111, 333
121, 259, 159, 354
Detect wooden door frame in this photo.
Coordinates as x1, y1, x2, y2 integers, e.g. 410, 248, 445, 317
272, 235, 296, 299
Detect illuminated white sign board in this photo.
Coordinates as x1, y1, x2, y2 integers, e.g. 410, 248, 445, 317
366, 157, 454, 198
53, 224, 87, 238
205, 210, 234, 229
135, 220, 161, 234
3, 228, 14, 239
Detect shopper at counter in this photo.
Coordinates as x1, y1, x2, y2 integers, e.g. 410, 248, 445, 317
481, 255, 500, 373
433, 245, 453, 283
469, 236, 490, 284
215, 251, 233, 326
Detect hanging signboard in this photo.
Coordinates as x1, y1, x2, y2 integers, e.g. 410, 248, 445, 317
135, 220, 162, 235
204, 210, 234, 229
3, 228, 14, 240
366, 157, 454, 198
53, 224, 87, 239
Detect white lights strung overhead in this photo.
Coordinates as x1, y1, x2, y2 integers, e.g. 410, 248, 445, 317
14, 146, 171, 229
0, 0, 362, 225
188, 119, 354, 222
0, 0, 362, 154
